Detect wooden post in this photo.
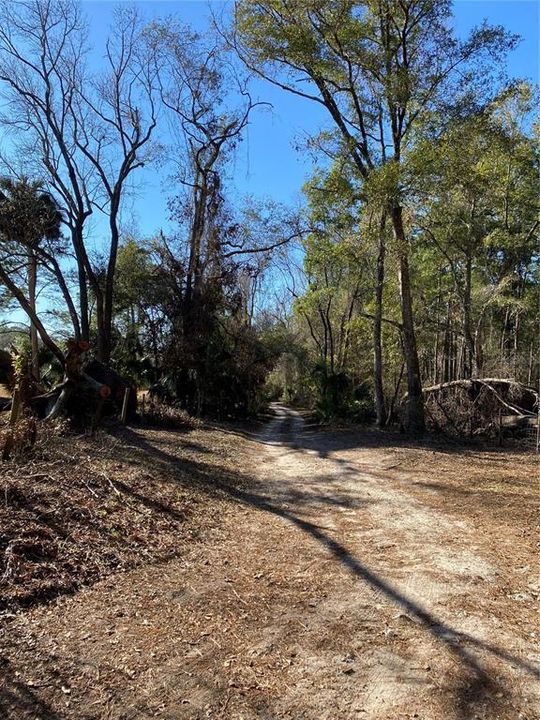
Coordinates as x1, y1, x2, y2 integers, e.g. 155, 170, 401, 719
141, 393, 145, 426
2, 389, 21, 461
121, 386, 130, 424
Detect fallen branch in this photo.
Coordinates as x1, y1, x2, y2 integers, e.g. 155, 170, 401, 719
413, 377, 539, 439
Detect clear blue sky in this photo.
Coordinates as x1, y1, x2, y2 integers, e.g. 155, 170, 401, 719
81, 0, 539, 242
80, 0, 540, 242
2, 1, 536, 329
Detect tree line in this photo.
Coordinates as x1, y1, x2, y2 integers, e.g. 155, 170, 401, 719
0, 0, 538, 433
0, 0, 294, 417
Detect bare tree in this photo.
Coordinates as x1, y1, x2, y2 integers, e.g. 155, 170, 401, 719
151, 23, 259, 309
73, 6, 158, 361
0, 1, 158, 362
0, 0, 94, 343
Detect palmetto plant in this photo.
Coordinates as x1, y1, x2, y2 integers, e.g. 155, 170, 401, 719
0, 177, 62, 248
0, 177, 63, 376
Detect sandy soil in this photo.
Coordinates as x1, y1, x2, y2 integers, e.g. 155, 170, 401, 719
1, 405, 539, 719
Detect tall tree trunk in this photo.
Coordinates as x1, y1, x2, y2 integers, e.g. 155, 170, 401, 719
183, 179, 207, 351
101, 196, 122, 364
325, 296, 335, 374
186, 180, 206, 310
463, 253, 475, 378
513, 309, 520, 378
373, 212, 386, 426
27, 249, 39, 380
95, 294, 106, 363
450, 330, 457, 381
500, 305, 510, 360
433, 274, 442, 385
77, 254, 89, 342
443, 301, 451, 383
390, 204, 424, 434
474, 319, 484, 377
69, 217, 100, 345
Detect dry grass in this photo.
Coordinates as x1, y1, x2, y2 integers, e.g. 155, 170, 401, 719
391, 439, 540, 539
140, 399, 202, 429
0, 413, 253, 614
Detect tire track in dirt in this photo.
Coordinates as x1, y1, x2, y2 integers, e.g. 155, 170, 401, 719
1, 406, 538, 719
253, 405, 540, 720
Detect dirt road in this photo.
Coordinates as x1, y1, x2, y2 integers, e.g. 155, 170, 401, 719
2, 406, 539, 719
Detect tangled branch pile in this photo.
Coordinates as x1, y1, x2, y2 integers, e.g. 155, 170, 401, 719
141, 399, 201, 430
422, 378, 539, 439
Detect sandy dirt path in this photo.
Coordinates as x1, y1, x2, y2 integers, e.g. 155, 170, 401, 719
1, 406, 539, 719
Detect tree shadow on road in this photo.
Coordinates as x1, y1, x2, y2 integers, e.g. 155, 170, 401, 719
3, 421, 536, 720
114, 426, 540, 720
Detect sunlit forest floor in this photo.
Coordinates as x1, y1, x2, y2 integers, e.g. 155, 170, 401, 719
1, 406, 539, 719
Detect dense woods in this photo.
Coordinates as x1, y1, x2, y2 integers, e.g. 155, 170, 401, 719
0, 0, 538, 437
1, 5, 539, 718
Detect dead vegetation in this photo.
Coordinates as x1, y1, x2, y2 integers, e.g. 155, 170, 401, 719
0, 410, 538, 720
140, 399, 202, 429
0, 415, 250, 614
421, 377, 539, 440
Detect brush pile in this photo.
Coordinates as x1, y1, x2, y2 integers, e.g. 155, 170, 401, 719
141, 399, 201, 430
421, 378, 539, 439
